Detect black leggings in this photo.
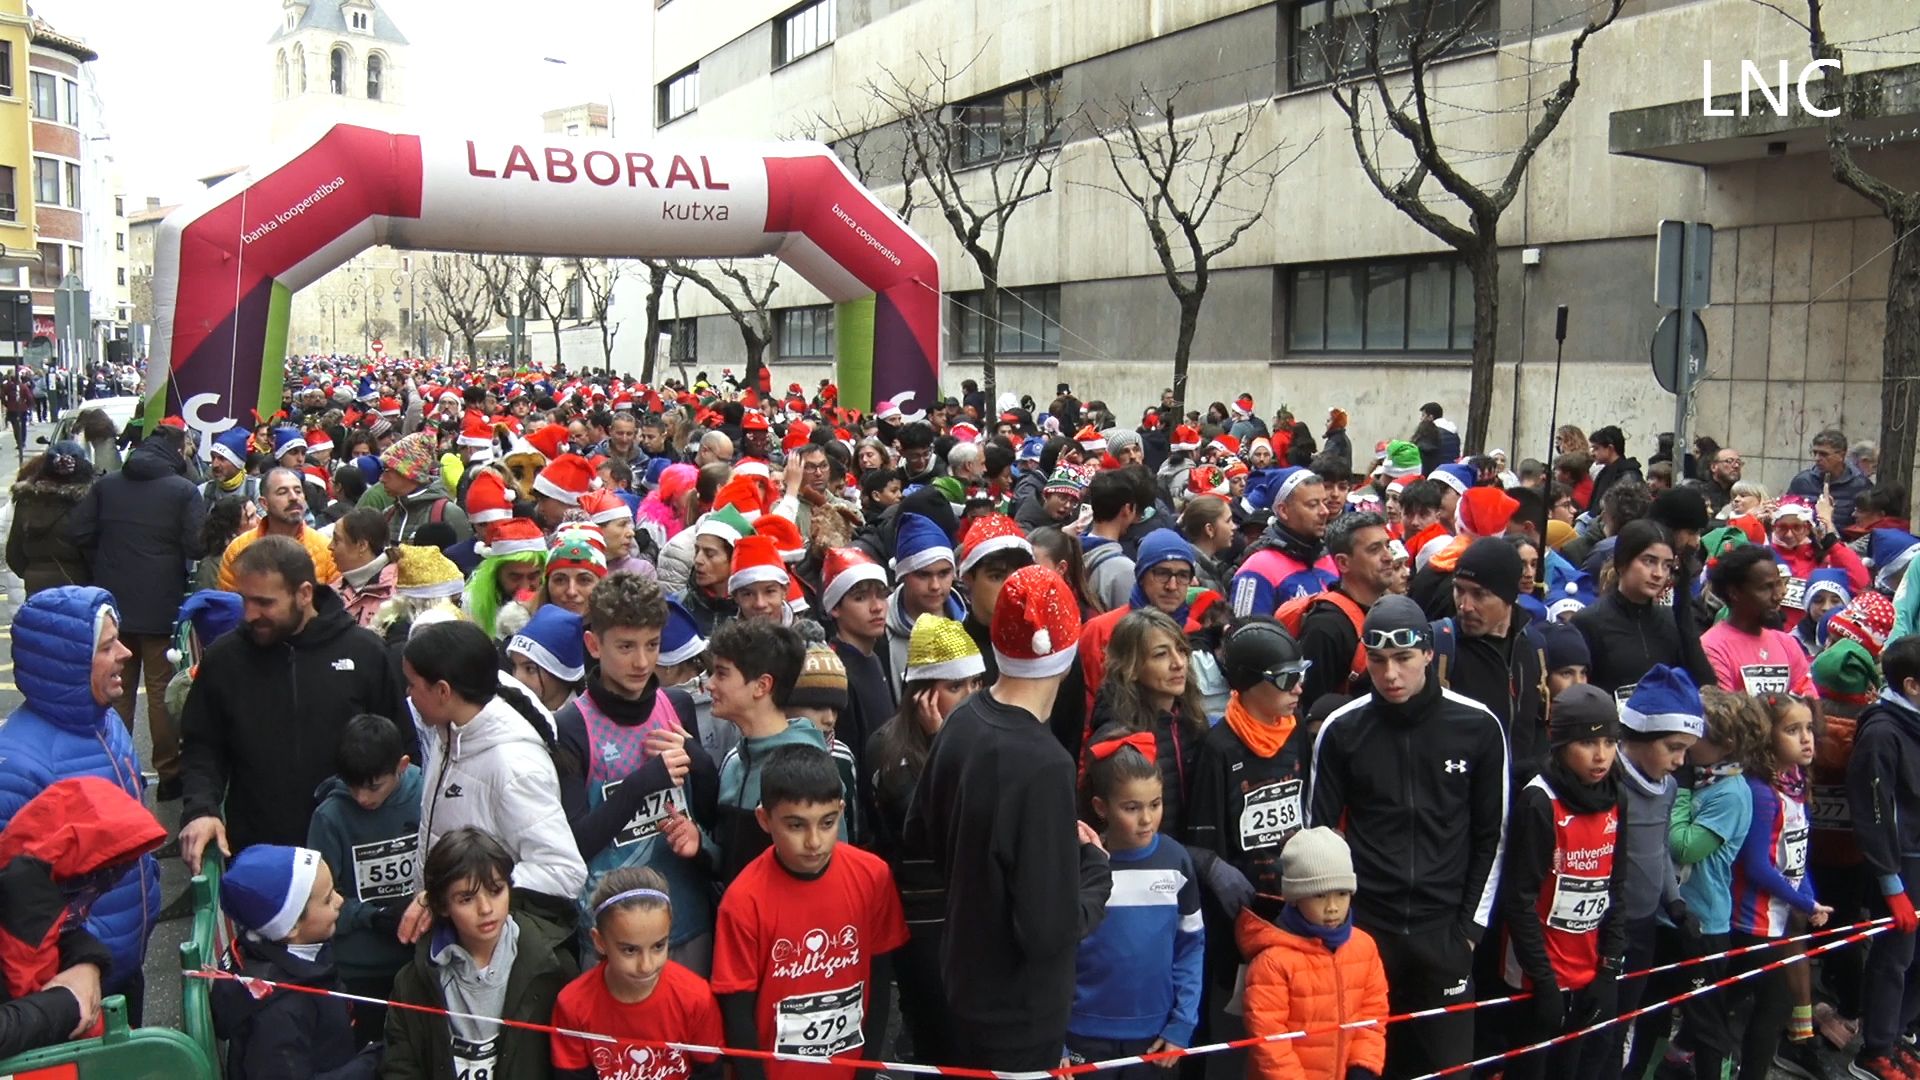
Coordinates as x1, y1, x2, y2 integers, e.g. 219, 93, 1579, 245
1725, 931, 1796, 1080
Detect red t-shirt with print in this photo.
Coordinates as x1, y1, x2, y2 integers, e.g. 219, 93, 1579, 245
710, 845, 909, 1080
550, 960, 724, 1080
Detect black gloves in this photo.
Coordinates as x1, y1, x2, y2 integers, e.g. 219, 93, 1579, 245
1528, 980, 1565, 1034
1667, 897, 1704, 951
1570, 967, 1620, 1029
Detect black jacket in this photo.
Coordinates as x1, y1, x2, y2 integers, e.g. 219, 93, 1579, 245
1085, 688, 1203, 841
1297, 586, 1370, 715
1437, 610, 1549, 785
1848, 693, 1920, 884
1572, 591, 1716, 696
1187, 714, 1313, 900
1588, 456, 1644, 513
211, 936, 374, 1080
67, 438, 207, 635
1309, 676, 1509, 939
1500, 761, 1629, 990
5, 477, 92, 596
180, 586, 412, 853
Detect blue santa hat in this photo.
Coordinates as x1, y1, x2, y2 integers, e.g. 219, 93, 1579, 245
1620, 665, 1705, 739
1866, 528, 1920, 589
223, 844, 323, 942
506, 605, 586, 683
1431, 463, 1476, 497
892, 513, 955, 577
1264, 466, 1315, 512
172, 590, 243, 656
355, 453, 383, 488
1546, 573, 1596, 622
356, 376, 377, 402
642, 457, 672, 491
1804, 567, 1853, 612
271, 426, 307, 459
211, 428, 252, 470
660, 597, 708, 667
1018, 436, 1047, 463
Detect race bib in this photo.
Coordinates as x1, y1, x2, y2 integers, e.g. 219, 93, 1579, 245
1547, 874, 1609, 933
351, 835, 418, 902
773, 983, 865, 1058
1782, 825, 1809, 880
452, 1035, 498, 1080
1810, 786, 1851, 831
601, 780, 689, 848
1238, 780, 1303, 851
1739, 664, 1792, 696
1783, 577, 1808, 611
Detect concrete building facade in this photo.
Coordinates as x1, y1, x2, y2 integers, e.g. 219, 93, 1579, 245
647, 0, 1919, 495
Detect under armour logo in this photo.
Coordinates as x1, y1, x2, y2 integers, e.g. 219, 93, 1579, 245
1444, 760, 1468, 773
442, 783, 464, 798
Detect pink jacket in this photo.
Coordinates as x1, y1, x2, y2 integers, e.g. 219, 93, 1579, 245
334, 561, 399, 628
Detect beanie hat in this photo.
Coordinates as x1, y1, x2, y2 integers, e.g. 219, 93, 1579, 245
1620, 665, 1705, 738
546, 533, 609, 579
527, 423, 570, 461
660, 598, 708, 667
212, 428, 252, 470
379, 431, 438, 484
1043, 466, 1087, 498
223, 845, 323, 941
1457, 487, 1520, 538
893, 513, 955, 577
1803, 568, 1853, 613
1361, 595, 1430, 648
694, 505, 756, 548
1134, 529, 1196, 578
1651, 488, 1710, 533
1265, 466, 1314, 511
304, 429, 334, 456
728, 534, 789, 594
1280, 827, 1355, 898
1075, 426, 1107, 453
1866, 528, 1920, 589
1812, 639, 1881, 705
821, 547, 888, 613
479, 517, 547, 559
788, 645, 850, 711
272, 426, 308, 459
1223, 457, 1250, 480
1827, 591, 1895, 658
394, 544, 467, 598
905, 614, 986, 683
1249, 436, 1274, 461
534, 453, 596, 505
1546, 519, 1576, 552
463, 470, 513, 526
579, 489, 631, 528
1454, 537, 1523, 605
508, 605, 587, 682
1550, 684, 1621, 747
1105, 429, 1142, 458
990, 565, 1082, 678
1540, 621, 1591, 671
1431, 462, 1476, 496
1171, 425, 1201, 453
959, 514, 1032, 575
459, 412, 496, 448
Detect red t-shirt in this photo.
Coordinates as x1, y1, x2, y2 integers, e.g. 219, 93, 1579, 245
1701, 622, 1818, 698
710, 845, 909, 1080
550, 961, 724, 1080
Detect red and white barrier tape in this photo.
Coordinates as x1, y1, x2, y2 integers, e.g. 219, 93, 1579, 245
184, 916, 1895, 1079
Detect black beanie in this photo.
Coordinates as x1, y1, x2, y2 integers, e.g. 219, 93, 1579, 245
1651, 488, 1710, 533
1550, 684, 1620, 747
1454, 537, 1523, 605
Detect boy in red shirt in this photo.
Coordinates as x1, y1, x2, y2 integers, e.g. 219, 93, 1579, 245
711, 744, 908, 1080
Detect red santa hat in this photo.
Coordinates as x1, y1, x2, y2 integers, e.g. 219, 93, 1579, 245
989, 566, 1082, 678
959, 514, 1032, 576
821, 547, 889, 612
782, 422, 813, 453
1231, 393, 1254, 418
533, 454, 596, 505
755, 514, 808, 564
1187, 466, 1230, 499
1171, 425, 1201, 452
1075, 425, 1107, 454
950, 421, 980, 445
727, 535, 790, 594
458, 411, 495, 448
304, 429, 333, 456
712, 476, 765, 521
578, 489, 631, 527
741, 410, 770, 433
478, 517, 546, 558
1210, 433, 1241, 457
527, 424, 570, 461
464, 469, 514, 526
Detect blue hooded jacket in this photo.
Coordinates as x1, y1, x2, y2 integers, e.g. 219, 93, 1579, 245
0, 586, 160, 991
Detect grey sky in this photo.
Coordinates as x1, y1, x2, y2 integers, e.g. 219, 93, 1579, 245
36, 0, 650, 205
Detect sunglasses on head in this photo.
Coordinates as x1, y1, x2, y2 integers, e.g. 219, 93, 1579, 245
1363, 627, 1430, 651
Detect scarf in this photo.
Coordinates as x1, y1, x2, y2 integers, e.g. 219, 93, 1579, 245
1222, 691, 1294, 759
217, 468, 248, 493
1279, 902, 1353, 950
1696, 760, 1743, 790
1775, 764, 1807, 802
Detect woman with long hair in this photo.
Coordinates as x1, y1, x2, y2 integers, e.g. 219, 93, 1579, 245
4, 441, 93, 595
1087, 608, 1208, 840
194, 494, 252, 591
1572, 519, 1708, 694
1030, 525, 1098, 621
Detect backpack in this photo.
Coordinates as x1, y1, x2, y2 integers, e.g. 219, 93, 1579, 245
386, 496, 448, 540
1276, 590, 1367, 693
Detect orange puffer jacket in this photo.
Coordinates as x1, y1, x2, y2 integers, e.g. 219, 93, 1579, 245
1236, 907, 1389, 1080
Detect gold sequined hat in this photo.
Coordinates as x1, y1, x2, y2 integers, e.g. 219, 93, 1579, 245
905, 615, 985, 684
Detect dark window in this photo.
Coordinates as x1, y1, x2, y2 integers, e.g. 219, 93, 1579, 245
32, 157, 56, 206
117, 267, 126, 286
64, 79, 76, 124
64, 162, 79, 210
0, 166, 14, 222
953, 286, 1060, 356
657, 66, 699, 124
949, 75, 1061, 168
115, 232, 125, 251
0, 43, 12, 97
30, 242, 59, 289
777, 305, 835, 358
330, 47, 347, 94
1290, 0, 1495, 90
29, 72, 55, 120
367, 53, 384, 101
777, 0, 836, 66
1287, 258, 1472, 353
667, 318, 698, 362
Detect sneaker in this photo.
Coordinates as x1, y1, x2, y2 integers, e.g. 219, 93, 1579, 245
1853, 1054, 1908, 1080
1779, 1038, 1845, 1080
1892, 1042, 1920, 1080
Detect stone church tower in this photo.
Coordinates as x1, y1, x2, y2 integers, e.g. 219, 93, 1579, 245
268, 0, 419, 357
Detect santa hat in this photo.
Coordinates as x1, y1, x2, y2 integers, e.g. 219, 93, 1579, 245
211, 429, 252, 470
304, 429, 334, 456
1620, 666, 1706, 739
1210, 433, 1241, 458
785, 576, 810, 617
479, 518, 547, 559
755, 514, 808, 564
893, 513, 955, 577
660, 598, 708, 667
464, 469, 513, 526
711, 476, 765, 520
1546, 574, 1597, 621
959, 514, 1032, 576
1381, 440, 1423, 479
782, 422, 813, 453
1171, 425, 1201, 453
821, 547, 888, 612
905, 615, 986, 683
578, 489, 631, 528
1866, 528, 1920, 589
459, 412, 495, 448
741, 411, 770, 433
1075, 426, 1107, 454
507, 605, 587, 683
1457, 487, 1521, 538
990, 566, 1081, 678
1265, 466, 1315, 510
694, 505, 757, 548
271, 426, 307, 459
377, 397, 402, 418
950, 421, 980, 445
1431, 463, 1476, 496
546, 533, 609, 579
1187, 466, 1230, 499
223, 845, 323, 941
1231, 394, 1254, 418
527, 424, 570, 461
1222, 457, 1250, 480
1827, 592, 1895, 658
728, 534, 790, 594
534, 454, 595, 505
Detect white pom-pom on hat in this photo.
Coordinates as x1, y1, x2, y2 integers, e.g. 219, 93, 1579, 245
165, 647, 183, 665
1033, 628, 1051, 654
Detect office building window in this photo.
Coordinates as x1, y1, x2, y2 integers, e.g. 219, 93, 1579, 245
1287, 257, 1473, 353
117, 267, 126, 286
1291, 0, 1494, 88
29, 72, 55, 120
0, 166, 15, 222
777, 305, 834, 358
667, 318, 698, 362
30, 242, 59, 289
0, 43, 12, 97
949, 75, 1061, 168
657, 66, 699, 124
953, 285, 1060, 356
777, 0, 836, 66
33, 157, 56, 206
64, 79, 76, 124
64, 162, 79, 209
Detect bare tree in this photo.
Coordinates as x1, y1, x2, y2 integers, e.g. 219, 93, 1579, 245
635, 259, 671, 383
419, 254, 492, 362
869, 51, 1073, 406
526, 259, 575, 367
1321, 0, 1625, 452
573, 257, 630, 378
475, 254, 545, 365
668, 259, 780, 392
788, 103, 923, 223
1085, 87, 1308, 416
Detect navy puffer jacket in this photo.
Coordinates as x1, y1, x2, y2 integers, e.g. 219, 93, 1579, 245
0, 586, 160, 992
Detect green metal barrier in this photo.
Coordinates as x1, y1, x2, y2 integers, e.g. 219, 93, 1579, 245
178, 850, 225, 1071
0, 996, 216, 1079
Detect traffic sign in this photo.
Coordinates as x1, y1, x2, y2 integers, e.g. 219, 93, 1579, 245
1651, 311, 1708, 395
1655, 221, 1713, 310
370, 338, 385, 356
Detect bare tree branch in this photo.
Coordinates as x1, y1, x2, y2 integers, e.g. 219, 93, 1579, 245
419, 254, 492, 363
668, 259, 781, 389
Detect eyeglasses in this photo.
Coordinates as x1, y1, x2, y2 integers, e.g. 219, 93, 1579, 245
1363, 628, 1430, 650
1146, 565, 1195, 586
1262, 660, 1312, 692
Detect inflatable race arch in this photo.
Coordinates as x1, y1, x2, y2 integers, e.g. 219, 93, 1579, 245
147, 123, 941, 441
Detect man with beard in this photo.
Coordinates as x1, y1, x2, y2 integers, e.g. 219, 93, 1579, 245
1229, 466, 1338, 617
177, 537, 410, 871
1704, 446, 1743, 514
217, 466, 337, 589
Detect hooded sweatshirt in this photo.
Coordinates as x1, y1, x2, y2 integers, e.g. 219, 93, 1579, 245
884, 587, 966, 702
1847, 688, 1920, 897
306, 765, 424, 983
714, 717, 837, 886
0, 587, 161, 993
388, 479, 472, 545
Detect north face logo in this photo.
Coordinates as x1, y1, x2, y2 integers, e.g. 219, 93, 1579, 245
442, 783, 464, 798
1444, 760, 1467, 774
